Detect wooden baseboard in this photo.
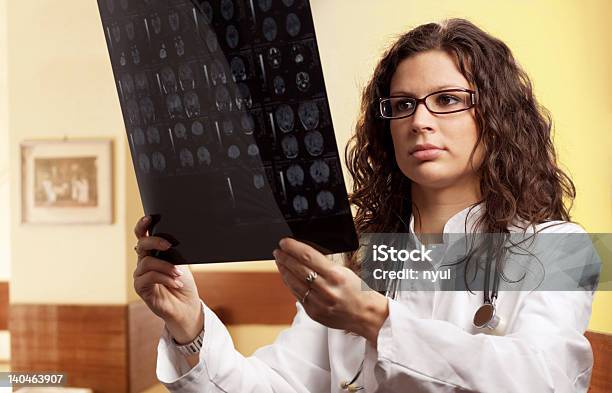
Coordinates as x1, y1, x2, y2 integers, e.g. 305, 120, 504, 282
9, 301, 163, 393
10, 304, 129, 392
193, 271, 296, 324
0, 281, 7, 330
585, 331, 612, 393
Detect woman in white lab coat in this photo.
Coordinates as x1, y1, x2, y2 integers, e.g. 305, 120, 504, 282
133, 18, 596, 392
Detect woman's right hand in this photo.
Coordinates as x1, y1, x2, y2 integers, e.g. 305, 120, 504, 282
133, 215, 204, 344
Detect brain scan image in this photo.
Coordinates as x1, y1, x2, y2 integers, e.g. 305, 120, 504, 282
105, 0, 115, 14
197, 146, 212, 165
138, 153, 150, 173
253, 173, 265, 189
262, 17, 278, 42
168, 9, 180, 32
304, 130, 324, 156
178, 64, 195, 90
158, 42, 168, 60
199, 1, 213, 24
222, 119, 234, 135
247, 143, 260, 157
184, 91, 201, 118
215, 85, 232, 112
226, 25, 240, 49
131, 45, 141, 65
267, 47, 282, 68
298, 101, 320, 130
273, 75, 286, 96
191, 121, 204, 136
133, 128, 145, 145
221, 0, 235, 20
281, 135, 299, 159
258, 0, 272, 12
125, 20, 135, 41
103, 0, 346, 230
126, 99, 140, 126
241, 113, 255, 135
146, 126, 161, 144
210, 59, 227, 86
291, 44, 306, 64
275, 104, 295, 133
174, 122, 187, 139
135, 71, 149, 93
235, 84, 252, 110
295, 71, 311, 92
166, 93, 184, 118
227, 144, 241, 159
230, 57, 247, 82
292, 195, 308, 214
286, 164, 304, 187
180, 148, 194, 167
120, 74, 135, 98
309, 160, 330, 184
150, 13, 162, 35
111, 22, 121, 43
160, 66, 177, 94
151, 152, 166, 172
206, 30, 219, 53
174, 36, 185, 57
286, 13, 301, 37
139, 97, 156, 124
316, 190, 335, 211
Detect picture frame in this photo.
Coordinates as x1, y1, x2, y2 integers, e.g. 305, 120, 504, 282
20, 139, 114, 224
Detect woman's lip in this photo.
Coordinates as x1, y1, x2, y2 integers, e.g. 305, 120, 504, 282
411, 148, 444, 161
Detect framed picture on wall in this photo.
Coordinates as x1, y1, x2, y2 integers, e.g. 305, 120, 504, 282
20, 139, 113, 224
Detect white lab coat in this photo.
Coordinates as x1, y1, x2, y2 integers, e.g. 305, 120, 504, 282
156, 205, 596, 392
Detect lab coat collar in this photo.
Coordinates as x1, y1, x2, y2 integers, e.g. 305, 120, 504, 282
408, 202, 483, 234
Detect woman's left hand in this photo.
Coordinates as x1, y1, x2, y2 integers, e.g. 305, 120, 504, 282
273, 237, 389, 346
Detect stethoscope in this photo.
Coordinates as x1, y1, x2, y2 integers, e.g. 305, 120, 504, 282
473, 257, 502, 330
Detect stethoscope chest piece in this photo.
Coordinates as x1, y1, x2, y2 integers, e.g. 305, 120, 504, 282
473, 302, 500, 330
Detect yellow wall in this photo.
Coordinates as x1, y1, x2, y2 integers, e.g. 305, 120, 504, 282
7, 0, 129, 304
4, 0, 611, 342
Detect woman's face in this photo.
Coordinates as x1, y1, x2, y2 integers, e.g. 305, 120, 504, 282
388, 49, 483, 189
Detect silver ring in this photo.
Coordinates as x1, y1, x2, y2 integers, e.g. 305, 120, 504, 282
301, 288, 311, 304
305, 271, 317, 284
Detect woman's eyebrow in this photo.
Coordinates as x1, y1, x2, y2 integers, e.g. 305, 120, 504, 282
389, 85, 468, 96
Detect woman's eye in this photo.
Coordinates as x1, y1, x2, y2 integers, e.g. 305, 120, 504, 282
395, 99, 414, 111
436, 94, 460, 106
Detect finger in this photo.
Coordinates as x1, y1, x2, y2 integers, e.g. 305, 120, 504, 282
278, 238, 333, 277
134, 256, 182, 279
274, 248, 326, 290
134, 216, 152, 239
276, 260, 310, 300
137, 236, 172, 254
134, 270, 184, 293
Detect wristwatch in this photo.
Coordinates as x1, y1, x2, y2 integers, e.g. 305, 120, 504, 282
168, 317, 205, 357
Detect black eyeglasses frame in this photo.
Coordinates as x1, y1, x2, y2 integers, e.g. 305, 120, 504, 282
377, 88, 477, 120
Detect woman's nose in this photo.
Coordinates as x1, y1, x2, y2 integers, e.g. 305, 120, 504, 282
410, 102, 436, 133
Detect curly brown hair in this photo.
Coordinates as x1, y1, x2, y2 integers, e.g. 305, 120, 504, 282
343, 18, 576, 272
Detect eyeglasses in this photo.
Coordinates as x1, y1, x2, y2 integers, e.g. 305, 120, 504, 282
378, 88, 477, 120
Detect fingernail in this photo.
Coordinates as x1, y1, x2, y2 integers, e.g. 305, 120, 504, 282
173, 267, 183, 276
161, 240, 171, 249
279, 238, 286, 248
143, 216, 150, 223
175, 279, 184, 288
272, 249, 278, 258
